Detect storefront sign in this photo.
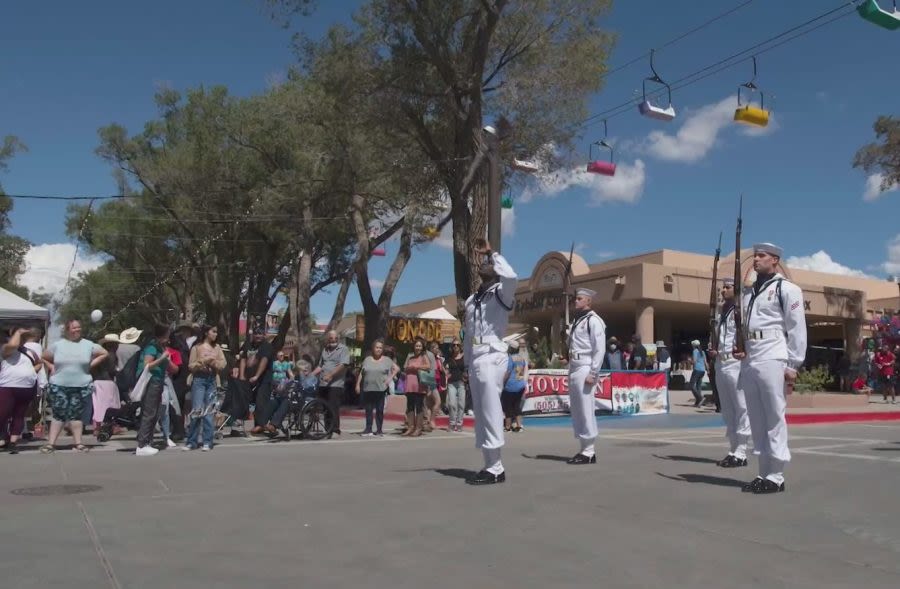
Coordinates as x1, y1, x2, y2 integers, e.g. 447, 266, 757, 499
523, 369, 669, 416
354, 314, 460, 344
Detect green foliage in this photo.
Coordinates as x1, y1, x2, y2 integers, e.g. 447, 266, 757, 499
854, 115, 900, 195
793, 365, 832, 394
531, 336, 552, 369
0, 136, 31, 295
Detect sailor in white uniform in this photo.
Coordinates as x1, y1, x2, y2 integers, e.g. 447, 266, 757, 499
709, 277, 751, 468
463, 239, 517, 485
565, 288, 606, 465
734, 243, 807, 494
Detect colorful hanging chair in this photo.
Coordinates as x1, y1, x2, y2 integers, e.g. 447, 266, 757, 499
858, 0, 900, 30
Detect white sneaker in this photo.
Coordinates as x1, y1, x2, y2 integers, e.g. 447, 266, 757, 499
166, 438, 176, 448
182, 444, 193, 451
466, 410, 474, 416
201, 444, 211, 452
136, 446, 159, 457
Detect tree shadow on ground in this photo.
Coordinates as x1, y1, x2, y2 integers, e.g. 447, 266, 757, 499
653, 454, 719, 465
521, 453, 570, 462
655, 472, 745, 488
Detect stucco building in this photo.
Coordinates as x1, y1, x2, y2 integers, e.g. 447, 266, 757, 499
386, 248, 899, 365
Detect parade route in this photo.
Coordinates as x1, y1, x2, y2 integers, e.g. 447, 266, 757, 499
3, 418, 900, 589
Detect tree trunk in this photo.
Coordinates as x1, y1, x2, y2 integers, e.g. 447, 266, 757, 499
326, 269, 355, 334
350, 193, 416, 350
289, 204, 317, 358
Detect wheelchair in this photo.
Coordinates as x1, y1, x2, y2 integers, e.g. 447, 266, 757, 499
279, 380, 335, 441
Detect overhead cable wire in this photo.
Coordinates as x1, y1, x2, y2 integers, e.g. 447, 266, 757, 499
601, 0, 757, 78
577, 0, 859, 130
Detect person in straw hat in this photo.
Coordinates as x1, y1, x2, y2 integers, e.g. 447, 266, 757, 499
565, 287, 606, 465
117, 327, 143, 372
733, 242, 807, 494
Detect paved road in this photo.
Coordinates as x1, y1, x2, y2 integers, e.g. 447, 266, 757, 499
2, 418, 900, 589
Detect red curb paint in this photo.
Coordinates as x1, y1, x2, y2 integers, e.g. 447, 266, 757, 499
787, 411, 900, 425
340, 410, 475, 427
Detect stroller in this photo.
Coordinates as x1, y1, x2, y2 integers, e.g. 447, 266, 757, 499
95, 402, 141, 442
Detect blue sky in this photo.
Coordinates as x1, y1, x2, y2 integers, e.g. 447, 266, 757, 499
2, 0, 898, 322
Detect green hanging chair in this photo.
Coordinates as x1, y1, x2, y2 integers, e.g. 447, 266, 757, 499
858, 0, 900, 30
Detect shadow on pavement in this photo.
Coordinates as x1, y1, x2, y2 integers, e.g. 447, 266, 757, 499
653, 454, 719, 465
433, 468, 478, 480
871, 447, 900, 452
521, 453, 570, 462
656, 472, 745, 488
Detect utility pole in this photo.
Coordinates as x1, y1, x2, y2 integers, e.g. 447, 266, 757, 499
484, 126, 502, 253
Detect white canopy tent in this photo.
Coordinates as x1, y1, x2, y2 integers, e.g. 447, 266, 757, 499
0, 287, 50, 322
418, 307, 457, 321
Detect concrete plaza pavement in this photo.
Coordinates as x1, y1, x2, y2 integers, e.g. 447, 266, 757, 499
2, 416, 900, 589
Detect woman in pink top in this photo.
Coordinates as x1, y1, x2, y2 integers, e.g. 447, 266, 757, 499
402, 337, 432, 437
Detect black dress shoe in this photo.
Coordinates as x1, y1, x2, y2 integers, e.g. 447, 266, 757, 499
466, 470, 506, 485
742, 477, 765, 493
718, 455, 748, 468
752, 479, 785, 494
566, 453, 597, 465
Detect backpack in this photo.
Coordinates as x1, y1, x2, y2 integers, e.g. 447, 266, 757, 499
116, 350, 142, 395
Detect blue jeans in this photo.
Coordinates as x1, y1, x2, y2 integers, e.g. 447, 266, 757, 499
690, 370, 706, 404
186, 377, 217, 448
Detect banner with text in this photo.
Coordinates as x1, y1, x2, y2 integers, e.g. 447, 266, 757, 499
523, 370, 669, 416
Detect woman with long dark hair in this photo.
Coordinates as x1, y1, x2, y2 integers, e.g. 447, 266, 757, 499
184, 325, 226, 451
402, 337, 432, 437
135, 324, 177, 457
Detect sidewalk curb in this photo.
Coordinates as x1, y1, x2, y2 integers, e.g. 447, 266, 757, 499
786, 411, 900, 425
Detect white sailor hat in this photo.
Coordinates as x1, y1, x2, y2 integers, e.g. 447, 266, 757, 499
753, 242, 783, 258
722, 277, 735, 286
575, 287, 597, 298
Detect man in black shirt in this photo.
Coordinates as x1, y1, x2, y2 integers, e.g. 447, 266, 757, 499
630, 334, 648, 370
242, 327, 275, 435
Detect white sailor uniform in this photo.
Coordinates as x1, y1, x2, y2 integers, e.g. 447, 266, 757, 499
738, 273, 807, 485
715, 303, 751, 460
463, 253, 517, 475
567, 309, 606, 457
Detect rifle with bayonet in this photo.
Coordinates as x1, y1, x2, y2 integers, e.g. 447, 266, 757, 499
733, 195, 745, 356
563, 242, 575, 351
707, 231, 723, 383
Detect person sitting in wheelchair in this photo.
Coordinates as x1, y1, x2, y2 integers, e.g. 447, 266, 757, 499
258, 357, 317, 436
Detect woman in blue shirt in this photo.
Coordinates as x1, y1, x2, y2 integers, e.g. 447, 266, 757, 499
41, 319, 108, 453
501, 341, 529, 433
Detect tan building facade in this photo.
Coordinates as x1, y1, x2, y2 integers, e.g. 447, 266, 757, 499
388, 248, 900, 365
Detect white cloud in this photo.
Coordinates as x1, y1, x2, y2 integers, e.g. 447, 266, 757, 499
21, 243, 104, 299
595, 251, 615, 259
883, 235, 900, 276
863, 173, 899, 202
521, 159, 646, 205
369, 278, 384, 289
640, 96, 776, 163
501, 206, 515, 236
786, 250, 872, 278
